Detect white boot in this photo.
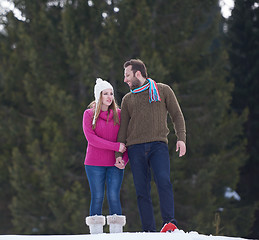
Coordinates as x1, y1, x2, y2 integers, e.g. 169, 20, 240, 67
85, 215, 105, 234
107, 214, 126, 233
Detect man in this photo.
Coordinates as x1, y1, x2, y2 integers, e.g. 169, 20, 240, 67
115, 59, 186, 232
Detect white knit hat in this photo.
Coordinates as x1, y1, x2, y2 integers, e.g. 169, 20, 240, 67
92, 78, 114, 125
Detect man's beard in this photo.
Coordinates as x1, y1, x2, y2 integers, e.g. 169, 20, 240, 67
130, 76, 142, 90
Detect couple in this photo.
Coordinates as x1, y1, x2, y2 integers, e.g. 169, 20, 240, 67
83, 59, 186, 234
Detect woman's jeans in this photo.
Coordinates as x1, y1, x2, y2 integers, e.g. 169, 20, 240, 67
85, 165, 124, 216
128, 141, 175, 232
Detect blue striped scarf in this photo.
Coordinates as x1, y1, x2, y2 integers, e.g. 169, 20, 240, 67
130, 78, 161, 103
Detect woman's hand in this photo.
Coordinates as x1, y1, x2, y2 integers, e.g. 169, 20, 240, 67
119, 143, 126, 153
115, 157, 125, 169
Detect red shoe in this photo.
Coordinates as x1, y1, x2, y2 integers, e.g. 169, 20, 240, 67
160, 222, 178, 232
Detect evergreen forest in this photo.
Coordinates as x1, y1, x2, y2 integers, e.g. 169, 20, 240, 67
0, 0, 258, 238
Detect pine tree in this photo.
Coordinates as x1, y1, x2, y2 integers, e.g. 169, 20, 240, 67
148, 0, 254, 236
227, 0, 259, 238
0, 0, 256, 236
108, 0, 255, 236
0, 0, 93, 234
0, 9, 30, 233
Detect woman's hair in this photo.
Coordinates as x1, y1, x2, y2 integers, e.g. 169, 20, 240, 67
88, 92, 120, 130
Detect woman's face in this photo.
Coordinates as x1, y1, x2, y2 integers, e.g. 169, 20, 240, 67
101, 89, 114, 107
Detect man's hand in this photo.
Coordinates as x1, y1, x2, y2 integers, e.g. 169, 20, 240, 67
176, 141, 186, 157
119, 143, 126, 153
115, 157, 125, 169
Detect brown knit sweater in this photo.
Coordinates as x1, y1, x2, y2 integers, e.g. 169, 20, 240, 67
115, 82, 186, 157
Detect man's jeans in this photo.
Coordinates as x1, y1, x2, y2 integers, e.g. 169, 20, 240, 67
85, 165, 124, 216
128, 141, 175, 232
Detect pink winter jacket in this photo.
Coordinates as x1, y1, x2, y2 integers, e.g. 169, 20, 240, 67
83, 108, 128, 166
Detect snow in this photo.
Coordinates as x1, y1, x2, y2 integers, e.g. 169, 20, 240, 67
219, 0, 234, 18
0, 230, 247, 240
224, 187, 241, 201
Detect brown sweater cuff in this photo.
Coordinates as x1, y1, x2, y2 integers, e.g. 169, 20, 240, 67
115, 151, 123, 158
177, 132, 186, 144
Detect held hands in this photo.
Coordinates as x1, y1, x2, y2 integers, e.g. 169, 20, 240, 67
116, 143, 126, 169
115, 157, 125, 169
176, 140, 186, 157
119, 143, 126, 153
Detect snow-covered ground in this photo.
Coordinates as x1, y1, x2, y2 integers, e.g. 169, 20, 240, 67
0, 230, 248, 240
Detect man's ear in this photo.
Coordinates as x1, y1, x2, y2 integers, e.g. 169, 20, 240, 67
135, 70, 141, 79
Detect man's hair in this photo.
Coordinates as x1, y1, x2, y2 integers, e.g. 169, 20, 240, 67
124, 59, 148, 78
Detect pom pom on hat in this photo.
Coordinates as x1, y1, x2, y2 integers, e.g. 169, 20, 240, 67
92, 78, 114, 125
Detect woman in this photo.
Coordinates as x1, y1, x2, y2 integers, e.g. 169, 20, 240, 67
83, 78, 128, 234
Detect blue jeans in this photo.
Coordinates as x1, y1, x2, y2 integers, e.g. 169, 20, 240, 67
85, 165, 124, 216
128, 141, 175, 232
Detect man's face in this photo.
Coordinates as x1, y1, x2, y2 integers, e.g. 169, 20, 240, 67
124, 65, 141, 90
